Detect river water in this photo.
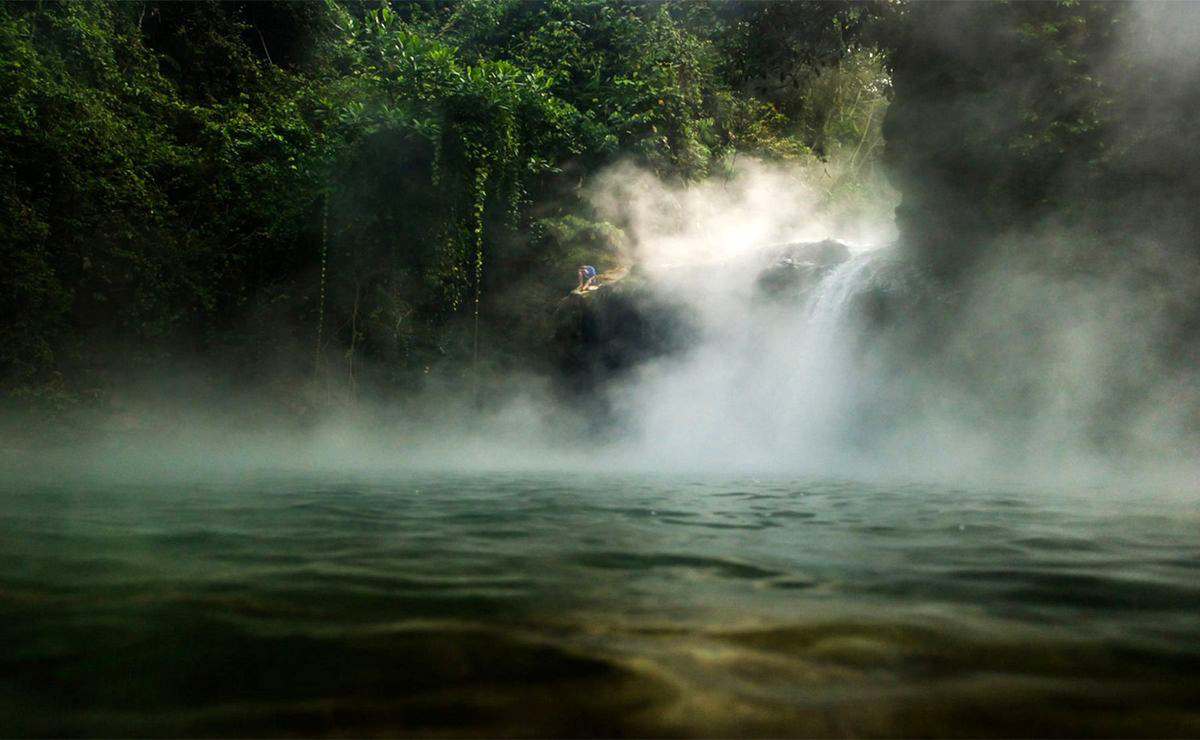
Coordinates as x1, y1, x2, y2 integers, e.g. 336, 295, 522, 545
1, 472, 1197, 736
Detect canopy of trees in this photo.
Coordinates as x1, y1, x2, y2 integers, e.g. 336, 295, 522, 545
4, 1, 1196, 415
0, 0, 887, 409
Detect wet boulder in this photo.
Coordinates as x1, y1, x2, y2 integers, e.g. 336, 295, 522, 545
551, 269, 692, 392
755, 239, 852, 301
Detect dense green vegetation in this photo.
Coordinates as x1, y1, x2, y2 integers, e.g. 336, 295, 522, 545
0, 0, 886, 411
3, 0, 1197, 419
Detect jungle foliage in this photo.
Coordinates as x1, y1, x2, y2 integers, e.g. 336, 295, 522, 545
0, 0, 888, 407
11, 1, 1191, 413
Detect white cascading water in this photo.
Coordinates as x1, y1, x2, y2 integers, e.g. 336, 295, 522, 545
804, 250, 886, 333
617, 246, 891, 471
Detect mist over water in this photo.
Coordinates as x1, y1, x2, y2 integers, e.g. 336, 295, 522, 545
7, 5, 1200, 738
571, 158, 1194, 489
592, 160, 899, 474
9, 155, 1197, 494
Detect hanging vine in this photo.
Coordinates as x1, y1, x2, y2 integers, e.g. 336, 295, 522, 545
314, 191, 329, 374
470, 161, 488, 391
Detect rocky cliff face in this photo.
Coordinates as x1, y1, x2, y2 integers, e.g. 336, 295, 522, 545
881, 3, 1200, 285
873, 2, 1200, 443
551, 269, 692, 393
550, 240, 887, 392
754, 239, 852, 301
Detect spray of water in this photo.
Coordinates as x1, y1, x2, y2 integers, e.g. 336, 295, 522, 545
589, 158, 905, 475
582, 156, 1199, 491
5, 151, 1196, 492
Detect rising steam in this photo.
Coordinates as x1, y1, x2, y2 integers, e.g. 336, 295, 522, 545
581, 156, 1198, 490
8, 151, 1195, 492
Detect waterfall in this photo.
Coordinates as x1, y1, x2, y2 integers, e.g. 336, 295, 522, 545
617, 245, 892, 471
804, 249, 885, 332
609, 231, 1199, 481
763, 248, 888, 457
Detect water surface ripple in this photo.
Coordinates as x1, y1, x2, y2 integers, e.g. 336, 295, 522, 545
1, 474, 1197, 736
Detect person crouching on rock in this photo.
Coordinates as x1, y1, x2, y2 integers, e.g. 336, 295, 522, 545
577, 264, 598, 291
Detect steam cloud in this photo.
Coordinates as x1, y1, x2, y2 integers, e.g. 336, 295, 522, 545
6, 5, 1200, 494
580, 151, 1198, 490
8, 151, 1196, 494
